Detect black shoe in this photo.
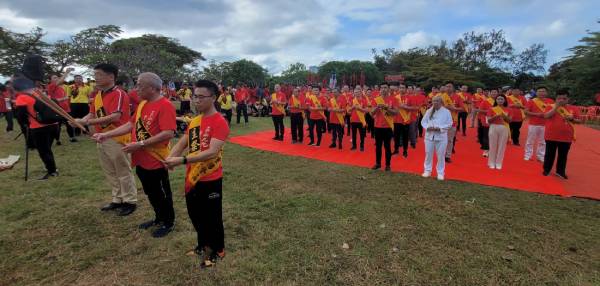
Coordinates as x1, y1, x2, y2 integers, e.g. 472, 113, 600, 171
392, 149, 399, 155
328, 144, 336, 148
117, 203, 136, 216
403, 150, 408, 158
411, 144, 416, 149
360, 146, 364, 152
56, 141, 62, 146
338, 144, 342, 150
277, 137, 284, 141
350, 146, 357, 150
152, 223, 174, 238
70, 137, 78, 143
371, 164, 381, 170
514, 143, 520, 146
385, 166, 391, 171
38, 171, 59, 180
542, 171, 549, 176
555, 173, 568, 180
139, 219, 160, 230
291, 140, 297, 144
308, 141, 315, 146
200, 247, 225, 269
272, 136, 278, 140
445, 158, 452, 163
100, 202, 122, 212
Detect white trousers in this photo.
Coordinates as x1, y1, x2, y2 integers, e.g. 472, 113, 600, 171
488, 124, 509, 168
424, 138, 448, 176
525, 125, 546, 160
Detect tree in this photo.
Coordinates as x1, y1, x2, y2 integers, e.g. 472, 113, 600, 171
513, 43, 548, 75
0, 27, 49, 76
224, 59, 268, 87
318, 60, 383, 86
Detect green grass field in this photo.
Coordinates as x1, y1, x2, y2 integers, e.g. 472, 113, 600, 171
0, 117, 599, 285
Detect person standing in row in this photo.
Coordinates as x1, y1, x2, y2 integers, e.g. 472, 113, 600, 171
306, 87, 327, 146
442, 84, 464, 163
421, 95, 452, 181
486, 94, 511, 170
289, 87, 305, 144
92, 72, 177, 237
163, 79, 230, 268
217, 88, 233, 125
47, 68, 74, 145
371, 84, 398, 171
328, 89, 346, 149
68, 75, 93, 141
75, 63, 137, 216
524, 87, 554, 162
349, 87, 368, 151
271, 84, 287, 141
542, 90, 581, 179
235, 84, 249, 125
507, 88, 526, 146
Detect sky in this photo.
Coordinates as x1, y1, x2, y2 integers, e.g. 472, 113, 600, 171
1, 0, 599, 75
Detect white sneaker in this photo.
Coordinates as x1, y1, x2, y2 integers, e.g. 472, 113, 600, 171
437, 175, 444, 181
495, 164, 502, 170
422, 172, 431, 178
483, 151, 489, 157
488, 165, 495, 169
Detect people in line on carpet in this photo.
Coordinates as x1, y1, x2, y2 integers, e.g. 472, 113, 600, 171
486, 94, 511, 170
420, 95, 453, 180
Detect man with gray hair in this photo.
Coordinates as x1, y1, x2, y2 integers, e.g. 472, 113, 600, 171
92, 72, 177, 237
421, 95, 453, 180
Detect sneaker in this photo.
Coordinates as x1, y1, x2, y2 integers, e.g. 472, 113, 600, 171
371, 164, 381, 170
402, 150, 408, 158
437, 175, 444, 181
117, 203, 136, 216
38, 171, 59, 180
276, 137, 284, 141
422, 172, 431, 178
272, 136, 278, 140
350, 146, 357, 150
542, 171, 550, 176
445, 158, 452, 163
411, 144, 416, 149
524, 157, 530, 161
200, 247, 224, 269
360, 146, 364, 152
100, 202, 122, 212
69, 138, 78, 143
555, 173, 568, 180
489, 165, 495, 169
186, 246, 204, 257
495, 164, 502, 170
483, 151, 489, 157
139, 219, 160, 230
328, 144, 336, 148
307, 142, 315, 146
152, 224, 174, 238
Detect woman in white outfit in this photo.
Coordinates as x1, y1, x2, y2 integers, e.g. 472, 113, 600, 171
421, 95, 453, 180
486, 94, 511, 169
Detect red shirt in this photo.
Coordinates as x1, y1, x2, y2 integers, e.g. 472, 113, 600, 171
271, 91, 287, 116
449, 93, 465, 126
234, 88, 248, 103
15, 91, 53, 129
545, 105, 580, 143
394, 95, 413, 124
47, 83, 70, 112
0, 91, 7, 112
413, 93, 427, 114
373, 96, 398, 128
185, 112, 230, 187
289, 94, 305, 114
507, 95, 527, 122
129, 89, 141, 113
478, 98, 493, 127
328, 96, 347, 124
307, 95, 328, 120
131, 97, 177, 170
486, 106, 510, 125
89, 87, 130, 133
350, 97, 368, 123
526, 98, 554, 126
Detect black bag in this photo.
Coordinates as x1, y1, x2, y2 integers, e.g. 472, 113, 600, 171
28, 94, 63, 124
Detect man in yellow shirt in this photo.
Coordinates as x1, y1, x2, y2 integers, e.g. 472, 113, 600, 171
178, 83, 192, 114
68, 74, 93, 141
218, 87, 233, 125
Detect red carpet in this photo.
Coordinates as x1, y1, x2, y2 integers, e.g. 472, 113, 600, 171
230, 124, 600, 200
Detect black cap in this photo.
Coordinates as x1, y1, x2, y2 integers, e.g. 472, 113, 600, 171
21, 54, 45, 82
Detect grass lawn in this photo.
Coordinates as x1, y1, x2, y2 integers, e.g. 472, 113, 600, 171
1, 117, 599, 285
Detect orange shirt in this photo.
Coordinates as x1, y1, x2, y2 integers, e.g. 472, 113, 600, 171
14, 91, 53, 129
271, 91, 287, 116
526, 98, 554, 126
89, 87, 131, 133
373, 96, 398, 128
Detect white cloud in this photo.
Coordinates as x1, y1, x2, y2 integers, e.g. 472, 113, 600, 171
0, 8, 38, 32
398, 31, 440, 50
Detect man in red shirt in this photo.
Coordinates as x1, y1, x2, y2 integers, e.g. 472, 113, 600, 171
306, 86, 328, 146
75, 63, 137, 216
47, 68, 74, 144
14, 77, 59, 180
234, 84, 249, 124
370, 83, 399, 171
289, 87, 305, 143
163, 79, 230, 268
92, 72, 176, 237
474, 90, 497, 157
0, 81, 15, 132
524, 87, 555, 162
443, 84, 465, 163
542, 90, 581, 179
328, 89, 347, 149
349, 87, 369, 151
271, 84, 287, 141
392, 85, 414, 157
507, 88, 527, 146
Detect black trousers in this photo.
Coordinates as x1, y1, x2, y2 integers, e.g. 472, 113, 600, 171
393, 123, 410, 152
351, 122, 366, 148
180, 101, 191, 114
366, 113, 375, 138
477, 120, 489, 150
308, 119, 325, 145
136, 166, 175, 226
236, 103, 248, 123
272, 114, 285, 139
330, 123, 343, 146
345, 115, 351, 135
544, 140, 571, 175
457, 111, 468, 135
2, 111, 14, 131
68, 103, 90, 136
374, 127, 393, 166
325, 111, 331, 132
509, 121, 523, 145
31, 124, 57, 173
186, 178, 224, 252
417, 113, 423, 137
222, 109, 232, 125
290, 113, 304, 142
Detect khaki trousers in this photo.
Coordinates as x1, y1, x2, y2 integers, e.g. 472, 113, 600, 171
488, 124, 509, 168
97, 139, 137, 204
